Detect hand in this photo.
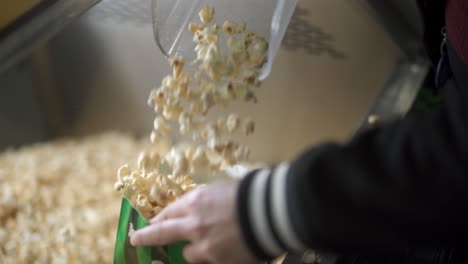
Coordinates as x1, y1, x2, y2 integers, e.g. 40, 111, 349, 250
130, 180, 259, 264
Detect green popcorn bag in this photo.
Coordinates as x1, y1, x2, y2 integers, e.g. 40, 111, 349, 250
114, 188, 187, 264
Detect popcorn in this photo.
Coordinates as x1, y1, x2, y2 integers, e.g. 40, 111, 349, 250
200, 124, 219, 140
135, 194, 153, 218
115, 6, 268, 225
191, 147, 210, 170
0, 133, 145, 263
188, 23, 206, 33
168, 57, 185, 78
199, 25, 220, 44
226, 114, 240, 133
223, 21, 246, 35
148, 89, 166, 107
153, 116, 172, 135
172, 152, 189, 177
199, 6, 215, 24
228, 37, 248, 64
201, 43, 224, 80
162, 105, 183, 120
117, 164, 131, 180
201, 90, 215, 113
178, 112, 194, 135
233, 145, 251, 162
249, 38, 269, 67
149, 184, 166, 206
137, 152, 151, 172
162, 76, 178, 90
150, 130, 162, 143
114, 181, 124, 191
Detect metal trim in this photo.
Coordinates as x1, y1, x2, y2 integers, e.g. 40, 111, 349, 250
354, 0, 431, 133
0, 0, 101, 74
356, 59, 430, 134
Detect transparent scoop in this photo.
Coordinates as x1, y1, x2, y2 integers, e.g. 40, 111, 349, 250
152, 0, 297, 80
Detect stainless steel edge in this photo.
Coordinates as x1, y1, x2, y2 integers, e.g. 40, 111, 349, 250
356, 58, 430, 134
354, 0, 431, 133
0, 0, 101, 74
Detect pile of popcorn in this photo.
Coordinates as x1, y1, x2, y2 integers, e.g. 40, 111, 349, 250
114, 6, 269, 220
0, 133, 151, 263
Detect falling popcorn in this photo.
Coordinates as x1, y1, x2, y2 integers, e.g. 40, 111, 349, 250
115, 6, 268, 221
199, 6, 215, 24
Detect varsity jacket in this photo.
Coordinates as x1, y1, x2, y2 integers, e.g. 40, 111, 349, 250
237, 0, 468, 261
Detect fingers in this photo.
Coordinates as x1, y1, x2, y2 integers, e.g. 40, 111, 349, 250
149, 196, 190, 224
150, 188, 203, 224
183, 242, 212, 264
130, 218, 192, 246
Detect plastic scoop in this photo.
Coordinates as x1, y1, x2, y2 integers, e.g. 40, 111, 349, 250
152, 0, 298, 80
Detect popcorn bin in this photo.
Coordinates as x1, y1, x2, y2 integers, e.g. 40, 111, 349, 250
114, 187, 187, 264
152, 0, 298, 80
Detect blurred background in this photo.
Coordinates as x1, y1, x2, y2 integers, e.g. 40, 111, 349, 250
0, 0, 426, 164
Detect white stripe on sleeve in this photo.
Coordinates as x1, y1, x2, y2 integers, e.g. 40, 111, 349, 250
248, 169, 283, 256
271, 163, 307, 252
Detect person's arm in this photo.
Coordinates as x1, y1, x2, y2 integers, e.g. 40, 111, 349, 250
237, 46, 468, 261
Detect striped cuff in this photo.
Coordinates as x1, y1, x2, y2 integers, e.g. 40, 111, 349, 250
237, 163, 307, 260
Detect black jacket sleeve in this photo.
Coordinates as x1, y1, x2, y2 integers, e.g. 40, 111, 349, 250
236, 43, 468, 261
